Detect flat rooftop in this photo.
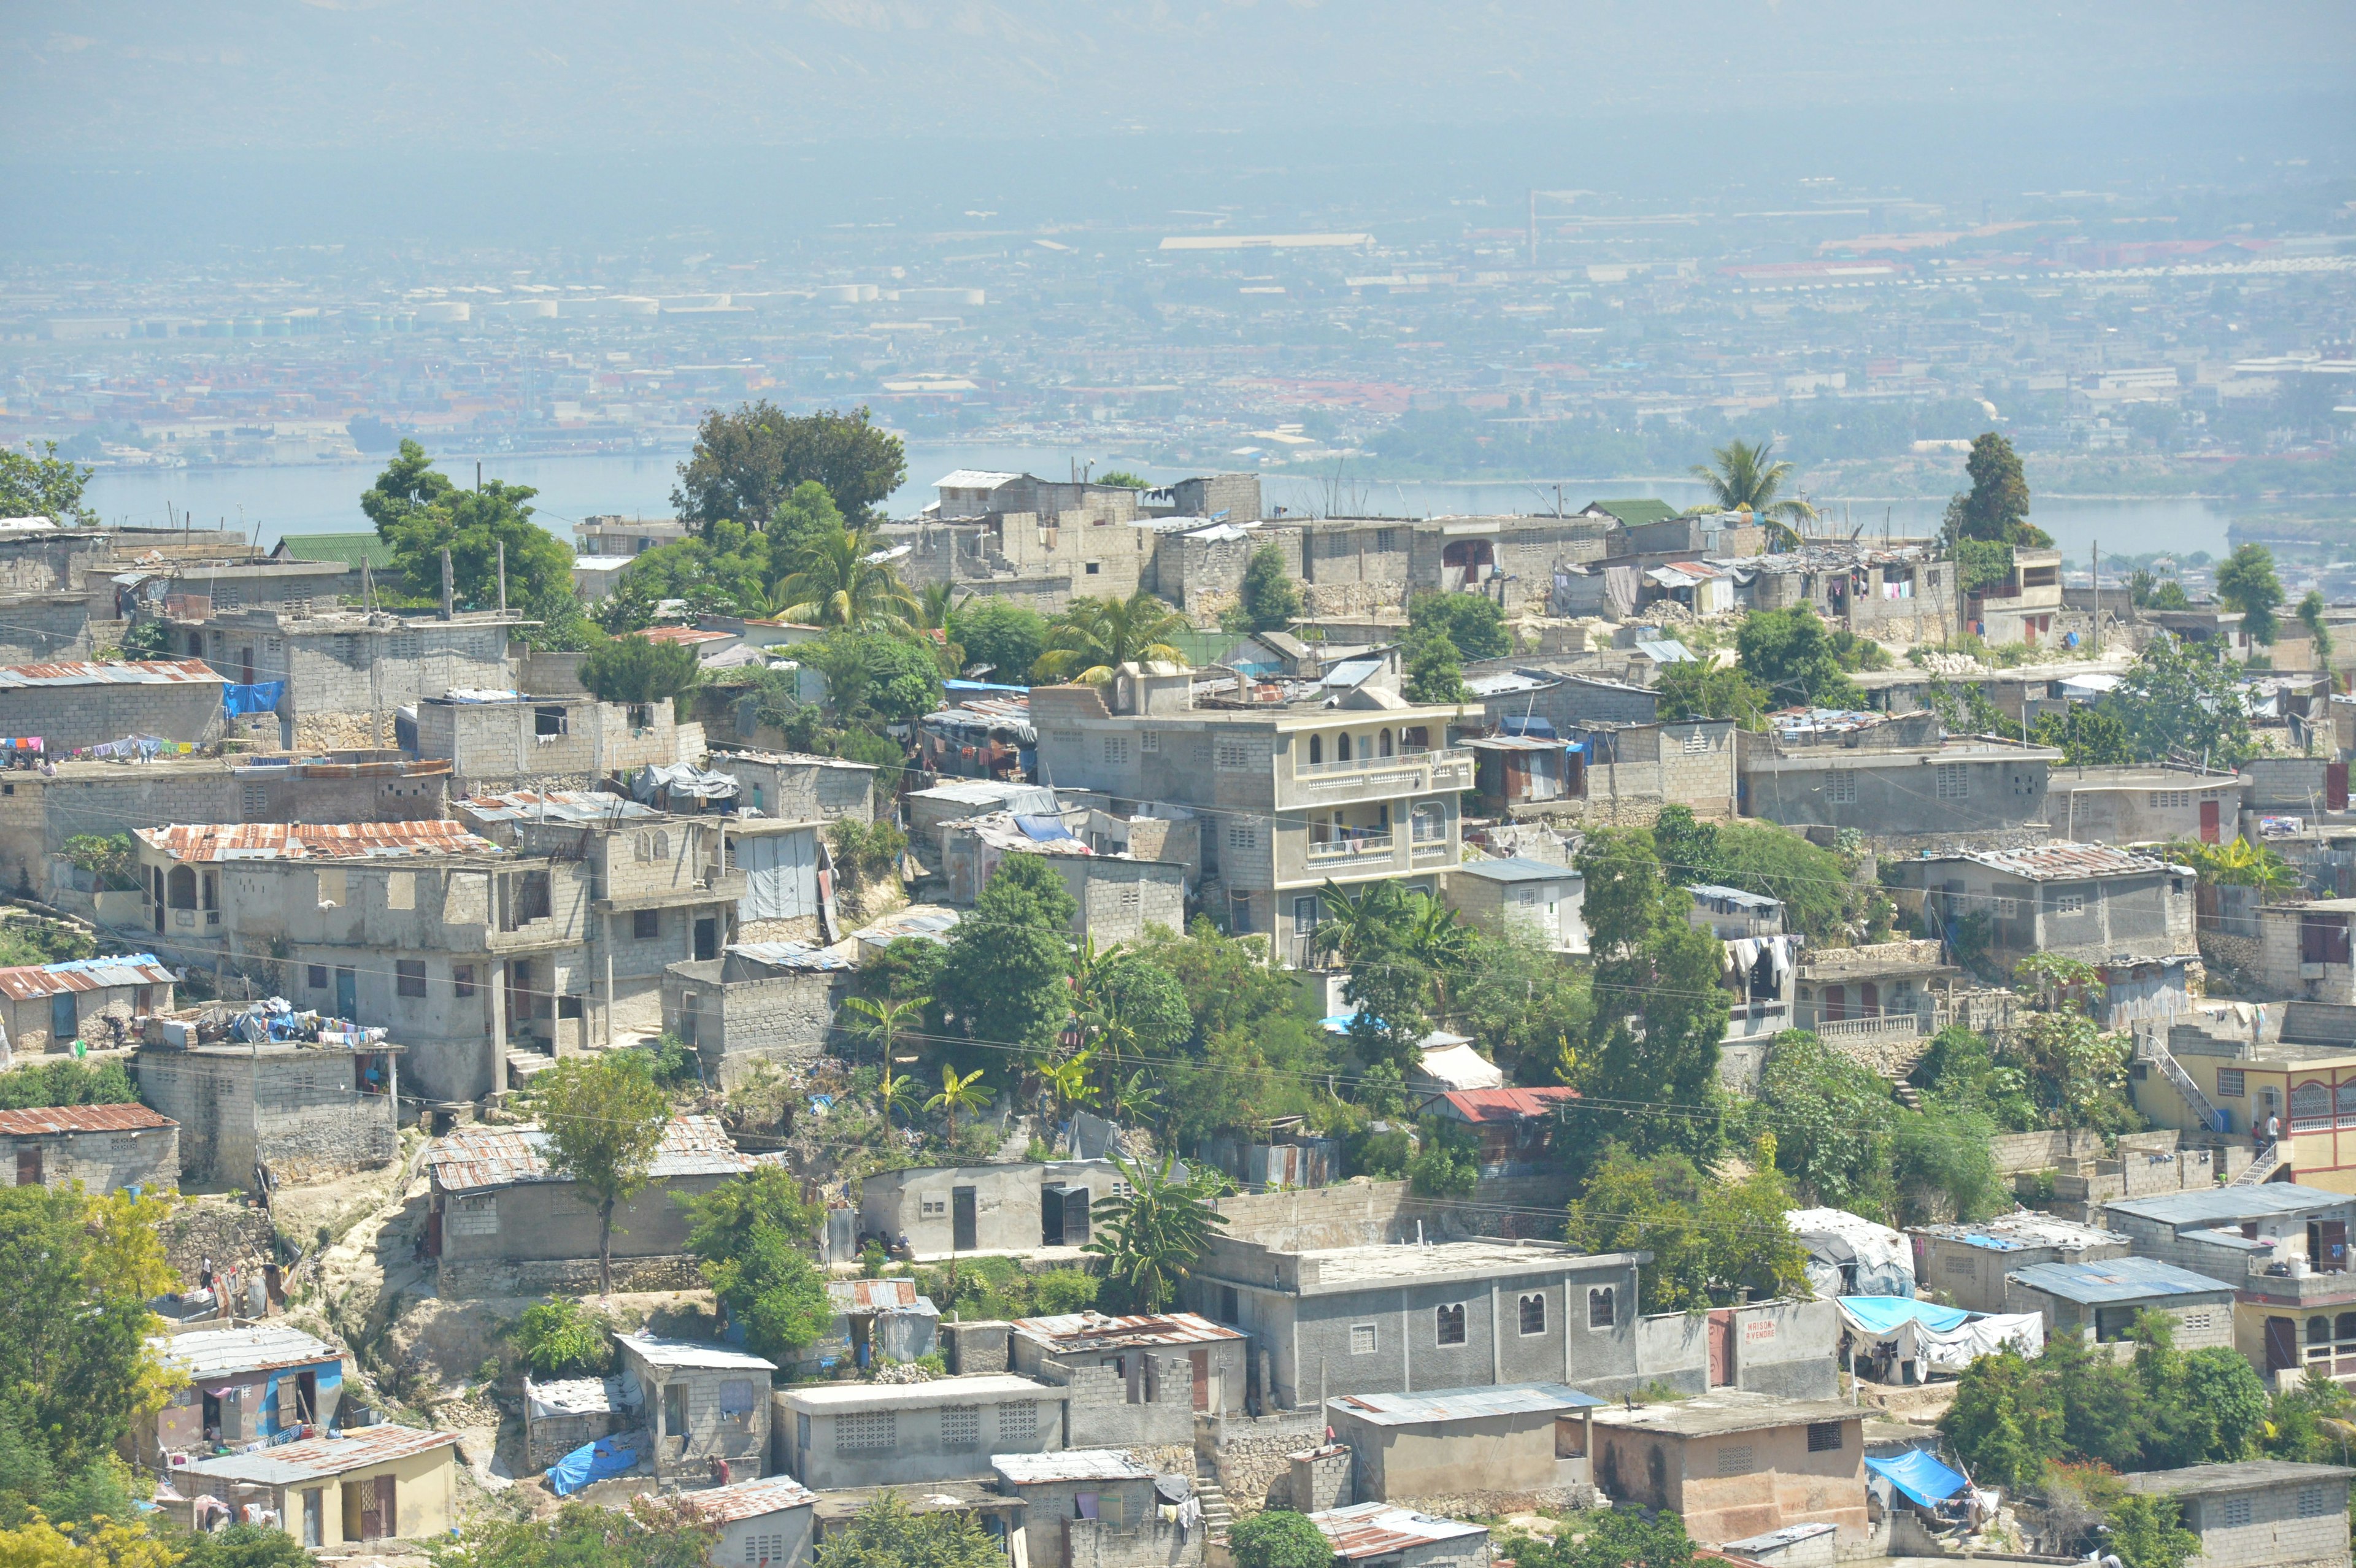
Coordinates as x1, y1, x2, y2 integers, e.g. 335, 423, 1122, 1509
1591, 1391, 1859, 1439
1328, 1383, 1603, 1426
1293, 1240, 1630, 1291
779, 1375, 1048, 1412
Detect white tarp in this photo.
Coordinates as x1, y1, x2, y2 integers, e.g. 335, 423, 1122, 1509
736, 826, 818, 922
1838, 1297, 2043, 1374
1788, 1207, 1917, 1298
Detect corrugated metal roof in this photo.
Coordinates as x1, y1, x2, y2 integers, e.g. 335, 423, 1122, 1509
827, 1279, 920, 1312
460, 790, 659, 824
1916, 1212, 2128, 1253
425, 1116, 752, 1193
1433, 1087, 1580, 1124
935, 469, 1023, 489
137, 821, 497, 861
1011, 1312, 1244, 1352
731, 942, 855, 972
614, 1332, 777, 1372
1957, 843, 2174, 882
1688, 883, 1782, 910
1331, 1384, 1602, 1426
2006, 1258, 2236, 1305
0, 952, 174, 1002
182, 1424, 456, 1485
153, 1323, 339, 1380
683, 1475, 818, 1523
994, 1450, 1153, 1485
1310, 1503, 1488, 1557
0, 1102, 173, 1137
1452, 856, 1577, 885
2105, 1184, 2352, 1228
0, 659, 221, 690
641, 626, 733, 645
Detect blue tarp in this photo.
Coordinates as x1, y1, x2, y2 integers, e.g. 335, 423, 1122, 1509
1865, 1450, 1970, 1508
222, 681, 285, 717
1500, 716, 1558, 738
1836, 1296, 1971, 1335
1014, 814, 1075, 842
546, 1433, 641, 1496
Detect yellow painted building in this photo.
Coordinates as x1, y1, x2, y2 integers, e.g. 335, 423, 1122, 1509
2135, 1023, 2356, 1196
180, 1424, 459, 1547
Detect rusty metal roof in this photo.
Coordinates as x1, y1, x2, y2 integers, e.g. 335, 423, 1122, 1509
182, 1423, 457, 1486
682, 1475, 817, 1523
0, 658, 221, 689
1310, 1504, 1488, 1558
0, 1101, 173, 1136
0, 952, 174, 1001
1956, 842, 2176, 882
827, 1278, 921, 1312
1010, 1310, 1244, 1352
136, 821, 496, 861
460, 790, 660, 824
425, 1115, 752, 1194
1431, 1087, 1580, 1125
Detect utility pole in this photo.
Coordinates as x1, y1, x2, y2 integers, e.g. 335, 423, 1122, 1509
2091, 539, 2101, 657
440, 548, 455, 620
497, 540, 507, 613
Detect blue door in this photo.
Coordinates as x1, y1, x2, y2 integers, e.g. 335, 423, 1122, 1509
51, 993, 75, 1043
336, 968, 357, 1018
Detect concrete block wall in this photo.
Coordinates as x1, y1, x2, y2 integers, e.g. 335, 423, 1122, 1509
1290, 1446, 1352, 1513
1061, 1515, 1201, 1568
0, 594, 101, 664
2176, 1474, 2352, 1568
134, 1051, 397, 1184
663, 964, 848, 1086
1211, 1410, 1330, 1513
266, 620, 514, 718
1149, 528, 1303, 612
438, 1253, 701, 1299
0, 678, 223, 752
1050, 1358, 1195, 1451
0, 1124, 179, 1193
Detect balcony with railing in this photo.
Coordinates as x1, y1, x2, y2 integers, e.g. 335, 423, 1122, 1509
1279, 745, 1473, 810
1307, 829, 1396, 863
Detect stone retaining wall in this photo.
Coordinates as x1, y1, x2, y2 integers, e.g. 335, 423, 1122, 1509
436, 1253, 704, 1299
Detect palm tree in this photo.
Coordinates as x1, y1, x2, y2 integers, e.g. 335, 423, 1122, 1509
1307, 878, 1407, 966
915, 582, 971, 676
1689, 439, 1817, 550
844, 994, 928, 1066
1401, 894, 1475, 1024
1031, 591, 1191, 685
1084, 1151, 1231, 1313
1111, 1069, 1161, 1126
1068, 936, 1126, 1017
927, 1064, 992, 1143
875, 1059, 917, 1129
778, 529, 920, 631
1031, 1048, 1097, 1128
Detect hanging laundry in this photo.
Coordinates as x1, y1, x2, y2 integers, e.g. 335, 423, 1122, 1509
221, 681, 285, 717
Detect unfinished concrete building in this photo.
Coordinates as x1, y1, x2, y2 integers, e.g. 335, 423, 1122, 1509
410, 692, 685, 792
1008, 1310, 1250, 1420
709, 750, 880, 823
0, 659, 225, 753
615, 1333, 777, 1488
858, 1160, 1133, 1260
661, 941, 855, 1086
0, 1102, 179, 1193
939, 813, 1188, 945
136, 1037, 399, 1185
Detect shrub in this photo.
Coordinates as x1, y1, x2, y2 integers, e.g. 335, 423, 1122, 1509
1230, 1510, 1332, 1568
510, 1297, 614, 1377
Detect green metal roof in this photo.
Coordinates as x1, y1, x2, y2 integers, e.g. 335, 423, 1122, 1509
272, 532, 393, 569
1587, 498, 1680, 528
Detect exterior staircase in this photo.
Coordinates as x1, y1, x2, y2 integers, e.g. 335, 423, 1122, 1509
1195, 1480, 1234, 1547
2235, 1141, 2285, 1186
2133, 1026, 2226, 1137
506, 1050, 558, 1090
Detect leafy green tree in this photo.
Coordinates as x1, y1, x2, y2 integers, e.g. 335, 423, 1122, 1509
2213, 543, 2285, 646
536, 1054, 674, 1295
174, 1520, 318, 1568
1455, 928, 1594, 1085
1941, 1344, 2065, 1492
604, 518, 780, 620
1133, 918, 1294, 1042
2031, 706, 2134, 766
0, 1058, 138, 1112
682, 1167, 831, 1364
2101, 636, 2255, 766
1231, 544, 1302, 632
1736, 605, 1863, 709
1403, 636, 1467, 703
1091, 955, 1192, 1062
1752, 1031, 1900, 1218
2298, 590, 2333, 667
1406, 591, 1509, 659
1406, 1119, 1479, 1197
1892, 1101, 2008, 1224
2014, 1012, 2136, 1132
1651, 805, 1879, 948
2147, 578, 2192, 611
1033, 593, 1190, 685
0, 442, 96, 527
766, 481, 853, 579
2261, 1369, 2356, 1462
938, 853, 1078, 1055
810, 1493, 1003, 1568
1576, 828, 1731, 1158
1096, 471, 1150, 490
361, 440, 581, 634
1909, 1025, 2039, 1131
949, 599, 1050, 683
672, 403, 907, 530
2106, 1493, 2200, 1568
1566, 1148, 1810, 1312
1941, 431, 2050, 547
509, 1298, 614, 1377
844, 994, 928, 1067
1160, 1016, 1345, 1149
1653, 659, 1771, 727
432, 1497, 718, 1568
1227, 1510, 1332, 1568
1503, 1509, 1696, 1568
804, 629, 942, 724
580, 634, 703, 709
61, 834, 138, 891
1690, 437, 1815, 548
1085, 1152, 1230, 1312
779, 530, 918, 631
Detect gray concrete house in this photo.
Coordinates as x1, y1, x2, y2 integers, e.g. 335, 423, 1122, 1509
1010, 1310, 1250, 1420
1307, 1502, 1490, 1568
1442, 858, 1585, 953
1543, 718, 1742, 829
709, 750, 879, 824
776, 1375, 1063, 1489
2122, 1459, 2354, 1568
661, 942, 853, 1087
939, 813, 1188, 946
1792, 939, 1957, 1040
993, 1451, 1195, 1568
726, 818, 825, 945
2255, 899, 2356, 1006
615, 1334, 776, 1488
0, 658, 225, 753
1323, 1384, 1603, 1511
2004, 1258, 2238, 1354
137, 1037, 399, 1185
423, 1116, 755, 1296
1885, 843, 2196, 970
859, 1160, 1131, 1261
1911, 1213, 2131, 1316
1031, 666, 1469, 968
132, 818, 593, 1101
0, 951, 173, 1057
681, 1475, 818, 1568
2045, 766, 2244, 847
1739, 727, 2061, 842
1184, 1236, 1647, 1408
413, 692, 684, 792
0, 1101, 178, 1193
1589, 1393, 1868, 1551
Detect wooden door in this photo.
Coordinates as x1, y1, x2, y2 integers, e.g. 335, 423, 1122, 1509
15, 1145, 41, 1187
1190, 1348, 1210, 1412
1706, 1309, 1735, 1386
952, 1186, 977, 1252
2267, 1316, 2300, 1372
2332, 764, 2350, 813
375, 1474, 396, 1539
2200, 798, 2222, 844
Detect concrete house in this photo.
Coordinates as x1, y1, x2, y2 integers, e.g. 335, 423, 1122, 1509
680, 1475, 818, 1568
1739, 725, 2061, 842
661, 942, 854, 1087
0, 1102, 178, 1194
777, 1374, 1064, 1490
1323, 1384, 1603, 1510
1886, 843, 2196, 970
1307, 1502, 1492, 1568
1910, 1213, 2131, 1316
709, 750, 879, 824
993, 1451, 1195, 1568
858, 1160, 1132, 1260
2132, 1008, 2356, 1186
136, 1035, 399, 1185
1588, 1393, 1869, 1550
0, 658, 225, 753
1009, 1310, 1250, 1420
2256, 901, 2356, 1007
132, 818, 593, 1102
617, 1333, 777, 1488
0, 952, 174, 1056
2003, 1258, 2238, 1355
179, 1425, 460, 1550
2045, 766, 2244, 846
165, 607, 518, 750
423, 1116, 756, 1296
412, 691, 684, 791
2121, 1459, 2354, 1568
1792, 939, 1958, 1040
939, 812, 1188, 946
1030, 666, 1470, 969
1545, 718, 1742, 828
1184, 1235, 1647, 1409
1964, 546, 2066, 647
1442, 858, 1585, 953
143, 1324, 345, 1461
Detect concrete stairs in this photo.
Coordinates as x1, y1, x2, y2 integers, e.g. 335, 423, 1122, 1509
506, 1050, 559, 1090
2234, 1140, 2285, 1186
1194, 1480, 1234, 1545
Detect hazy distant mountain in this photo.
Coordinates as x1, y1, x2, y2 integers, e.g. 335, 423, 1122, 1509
8, 0, 2352, 155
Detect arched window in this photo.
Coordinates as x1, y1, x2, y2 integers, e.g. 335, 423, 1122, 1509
2310, 1315, 2333, 1347
2294, 1081, 2333, 1131
1307, 734, 1322, 766
1588, 1286, 1615, 1328
1823, 985, 1847, 1023
2336, 1082, 2356, 1128
1337, 732, 1352, 763
1379, 729, 1395, 758
167, 865, 198, 910
1401, 727, 1429, 752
